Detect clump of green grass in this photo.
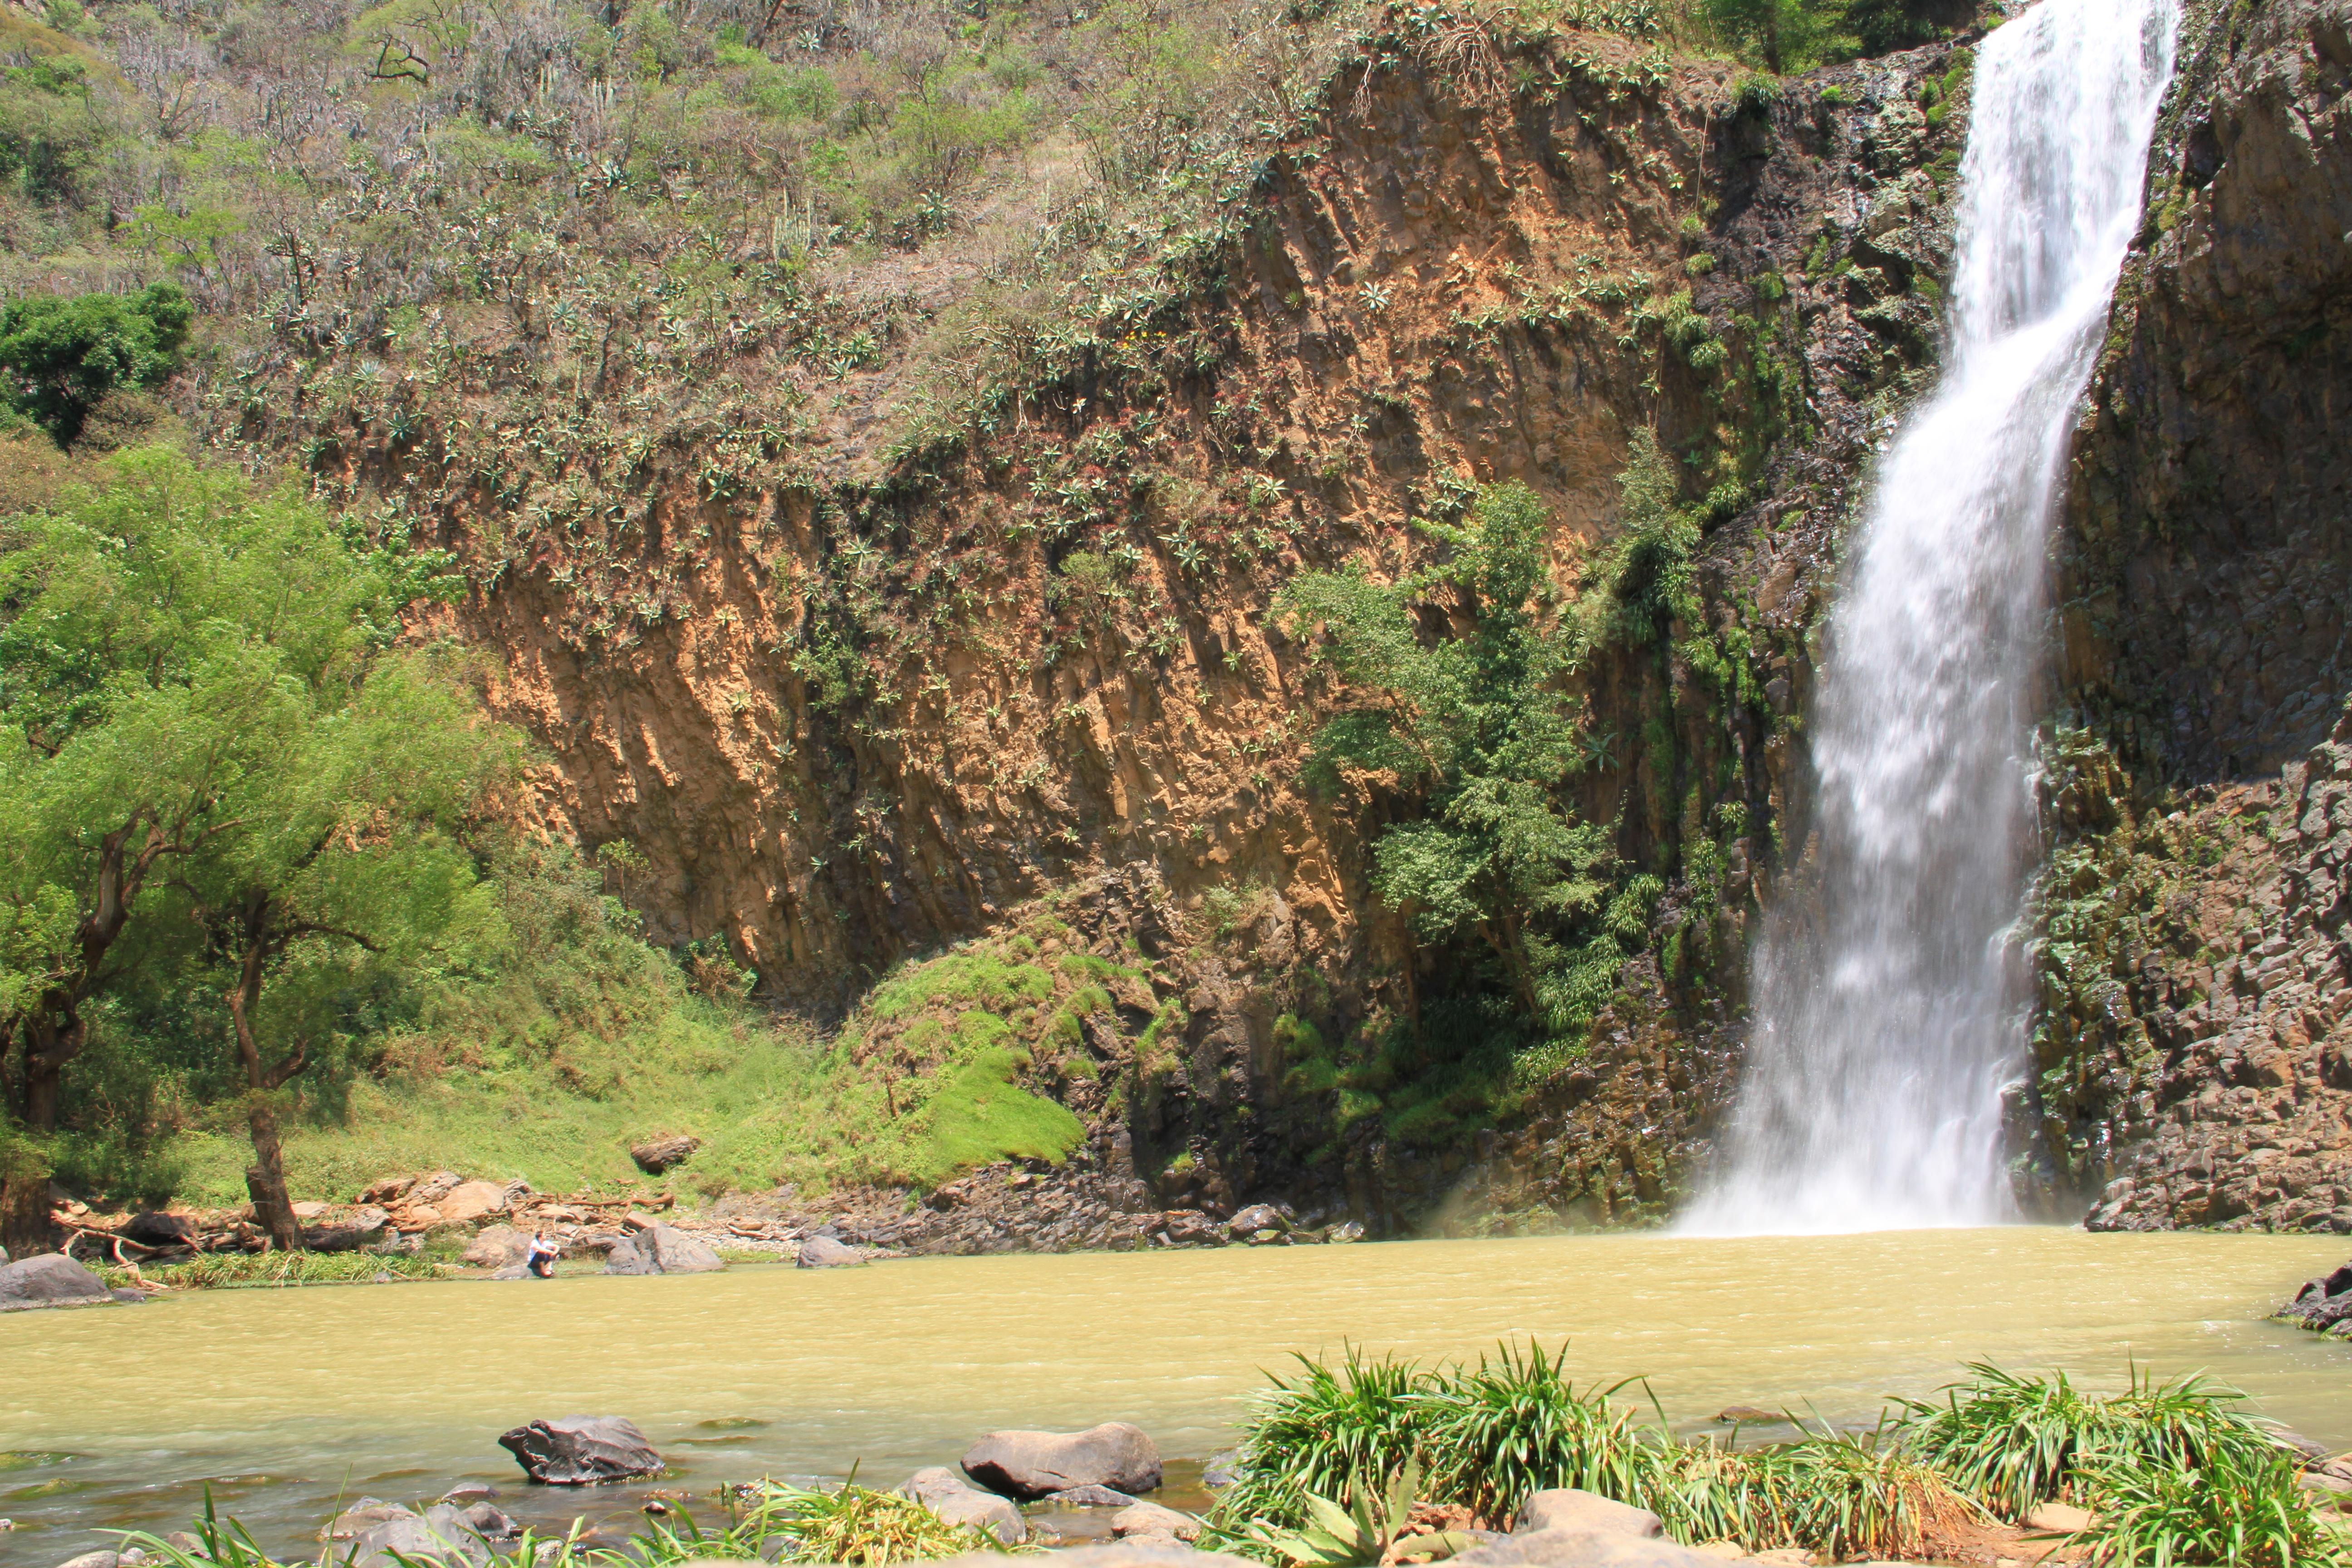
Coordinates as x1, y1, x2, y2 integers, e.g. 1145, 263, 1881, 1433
1210, 1347, 1429, 1533
2071, 1444, 2349, 1568
122, 1477, 1013, 1568
746, 1479, 1017, 1562
94, 1250, 442, 1290
1417, 1341, 1659, 1521
1896, 1363, 2291, 1521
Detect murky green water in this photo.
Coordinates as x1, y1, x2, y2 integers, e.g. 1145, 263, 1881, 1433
4, 1228, 2347, 1563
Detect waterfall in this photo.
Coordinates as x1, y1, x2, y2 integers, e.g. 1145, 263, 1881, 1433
1680, 0, 2179, 1236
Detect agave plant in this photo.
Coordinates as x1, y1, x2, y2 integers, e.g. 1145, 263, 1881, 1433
1246, 1457, 1485, 1568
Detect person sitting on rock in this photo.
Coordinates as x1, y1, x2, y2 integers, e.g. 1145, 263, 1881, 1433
527, 1233, 560, 1278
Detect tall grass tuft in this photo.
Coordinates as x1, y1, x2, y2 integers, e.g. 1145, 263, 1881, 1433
1214, 1348, 1430, 1529
1897, 1363, 2291, 1521
1417, 1342, 1661, 1522
2073, 1443, 2350, 1568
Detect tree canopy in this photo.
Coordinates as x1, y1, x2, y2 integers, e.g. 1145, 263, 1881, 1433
0, 283, 192, 447
0, 448, 515, 1250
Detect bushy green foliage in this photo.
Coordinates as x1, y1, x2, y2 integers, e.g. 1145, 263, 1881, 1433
0, 284, 190, 446
93, 1248, 440, 1288
1281, 483, 1631, 1046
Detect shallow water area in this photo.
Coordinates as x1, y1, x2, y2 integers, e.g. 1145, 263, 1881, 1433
3, 1227, 2347, 1562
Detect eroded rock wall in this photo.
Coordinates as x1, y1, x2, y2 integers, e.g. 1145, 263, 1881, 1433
2032, 0, 2352, 1229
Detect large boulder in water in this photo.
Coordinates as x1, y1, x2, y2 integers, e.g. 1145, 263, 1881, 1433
796, 1234, 863, 1268
647, 1223, 723, 1274
497, 1416, 664, 1484
900, 1466, 1028, 1543
604, 1235, 655, 1275
0, 1253, 110, 1310
962, 1422, 1161, 1499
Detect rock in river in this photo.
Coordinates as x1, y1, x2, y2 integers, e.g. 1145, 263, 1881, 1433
962, 1421, 1161, 1499
647, 1223, 723, 1274
0, 1254, 111, 1311
498, 1416, 664, 1484
2277, 1259, 2352, 1335
1111, 1501, 1200, 1541
796, 1234, 863, 1268
349, 1504, 496, 1568
900, 1467, 1027, 1543
1042, 1485, 1138, 1507
603, 1225, 723, 1276
1225, 1204, 1288, 1240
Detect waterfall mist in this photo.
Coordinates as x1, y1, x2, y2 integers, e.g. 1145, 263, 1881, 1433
1681, 0, 2179, 1235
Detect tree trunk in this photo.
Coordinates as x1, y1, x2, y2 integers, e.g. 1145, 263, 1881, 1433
0, 1165, 56, 1257
243, 1102, 303, 1252
20, 1011, 78, 1132
228, 895, 304, 1253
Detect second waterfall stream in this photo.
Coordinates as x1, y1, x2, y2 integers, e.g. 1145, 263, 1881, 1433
1682, 0, 2179, 1234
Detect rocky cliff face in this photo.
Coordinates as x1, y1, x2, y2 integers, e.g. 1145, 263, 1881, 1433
396, 17, 1985, 1229
2030, 0, 2352, 1229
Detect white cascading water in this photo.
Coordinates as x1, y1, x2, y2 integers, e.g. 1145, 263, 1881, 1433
1680, 0, 2178, 1235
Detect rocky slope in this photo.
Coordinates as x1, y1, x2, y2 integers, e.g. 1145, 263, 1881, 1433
2024, 0, 2352, 1229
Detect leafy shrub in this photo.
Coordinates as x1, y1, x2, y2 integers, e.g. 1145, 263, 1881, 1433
0, 284, 192, 445
1419, 1341, 1658, 1521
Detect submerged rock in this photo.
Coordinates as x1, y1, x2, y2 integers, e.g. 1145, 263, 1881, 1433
1110, 1501, 1199, 1541
962, 1421, 1161, 1499
899, 1466, 1027, 1543
498, 1416, 664, 1484
348, 1504, 495, 1568
2275, 1260, 2352, 1336
1042, 1485, 1138, 1507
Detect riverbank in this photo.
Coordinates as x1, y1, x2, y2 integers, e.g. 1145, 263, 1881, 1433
33, 1348, 2352, 1568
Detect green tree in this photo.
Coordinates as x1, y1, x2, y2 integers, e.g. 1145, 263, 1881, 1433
0, 284, 193, 447
1278, 482, 1636, 1040
0, 448, 510, 1249
1699, 0, 1857, 74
